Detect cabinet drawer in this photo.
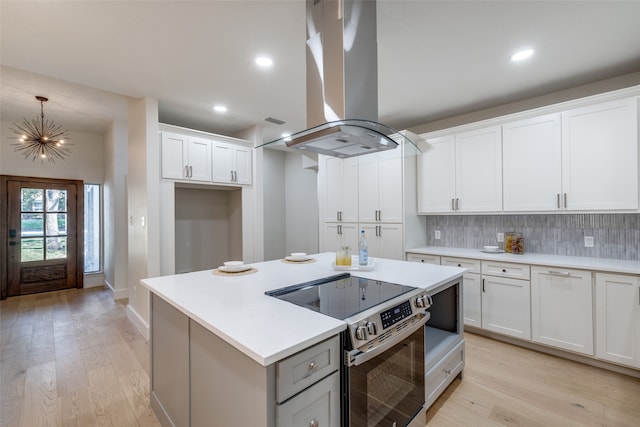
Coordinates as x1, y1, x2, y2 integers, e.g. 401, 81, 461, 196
425, 340, 464, 408
407, 253, 441, 265
276, 336, 340, 403
276, 371, 340, 427
441, 257, 481, 274
482, 260, 530, 280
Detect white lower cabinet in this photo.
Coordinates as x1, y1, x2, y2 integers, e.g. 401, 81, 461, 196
595, 273, 640, 368
360, 223, 403, 260
481, 275, 531, 340
531, 267, 593, 355
323, 222, 358, 254
425, 340, 464, 408
441, 257, 482, 329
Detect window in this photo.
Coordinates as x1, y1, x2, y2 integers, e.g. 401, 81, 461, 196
84, 184, 101, 273
20, 188, 68, 261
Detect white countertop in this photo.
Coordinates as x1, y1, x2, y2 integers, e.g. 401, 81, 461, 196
140, 252, 465, 367
407, 247, 640, 275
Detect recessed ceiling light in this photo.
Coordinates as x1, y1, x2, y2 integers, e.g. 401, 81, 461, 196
213, 105, 227, 113
255, 56, 273, 67
510, 48, 534, 62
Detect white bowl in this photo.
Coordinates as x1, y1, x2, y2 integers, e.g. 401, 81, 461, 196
223, 261, 244, 271
289, 252, 308, 261
483, 245, 499, 252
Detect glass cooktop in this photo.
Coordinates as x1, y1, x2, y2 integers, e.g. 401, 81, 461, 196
265, 273, 416, 320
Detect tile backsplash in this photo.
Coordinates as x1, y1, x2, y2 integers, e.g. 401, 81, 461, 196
425, 214, 639, 260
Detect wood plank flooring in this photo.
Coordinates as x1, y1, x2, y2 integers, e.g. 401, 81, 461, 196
2, 287, 639, 427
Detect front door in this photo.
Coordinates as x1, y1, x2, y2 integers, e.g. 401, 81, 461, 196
1, 176, 84, 298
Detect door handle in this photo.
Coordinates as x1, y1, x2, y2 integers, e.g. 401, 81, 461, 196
564, 193, 567, 208
482, 278, 485, 292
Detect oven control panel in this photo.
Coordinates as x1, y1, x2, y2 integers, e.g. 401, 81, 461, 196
347, 290, 431, 350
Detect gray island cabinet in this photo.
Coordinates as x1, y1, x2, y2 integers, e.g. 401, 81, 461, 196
141, 253, 465, 427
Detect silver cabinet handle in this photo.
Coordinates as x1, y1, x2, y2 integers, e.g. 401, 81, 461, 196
548, 270, 571, 276
308, 361, 317, 371
456, 198, 460, 210
564, 193, 568, 208
184, 165, 189, 178
309, 419, 319, 427
189, 166, 193, 178
451, 198, 455, 211
557, 193, 561, 209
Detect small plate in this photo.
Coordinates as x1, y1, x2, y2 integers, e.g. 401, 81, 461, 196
480, 249, 505, 254
218, 265, 252, 273
285, 255, 311, 262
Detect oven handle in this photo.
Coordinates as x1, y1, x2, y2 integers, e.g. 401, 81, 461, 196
346, 311, 430, 367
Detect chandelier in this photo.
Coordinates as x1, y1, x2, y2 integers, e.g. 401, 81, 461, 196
10, 96, 71, 163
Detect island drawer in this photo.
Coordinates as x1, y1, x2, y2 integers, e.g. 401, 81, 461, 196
441, 257, 481, 274
482, 260, 530, 279
276, 335, 340, 403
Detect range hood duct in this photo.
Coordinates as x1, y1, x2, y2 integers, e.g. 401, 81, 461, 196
261, 0, 419, 158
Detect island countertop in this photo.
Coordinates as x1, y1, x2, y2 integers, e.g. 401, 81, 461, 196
140, 252, 465, 366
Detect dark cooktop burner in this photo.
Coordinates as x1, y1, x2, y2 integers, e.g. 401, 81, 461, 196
266, 273, 417, 320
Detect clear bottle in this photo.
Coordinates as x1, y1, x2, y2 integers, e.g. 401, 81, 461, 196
358, 230, 368, 266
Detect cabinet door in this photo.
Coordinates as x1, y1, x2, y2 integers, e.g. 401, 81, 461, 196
187, 137, 212, 182
377, 149, 403, 222
595, 273, 640, 368
462, 272, 482, 328
503, 114, 562, 211
323, 157, 358, 222
212, 141, 234, 183
417, 135, 456, 213
456, 126, 503, 212
358, 153, 380, 222
322, 223, 358, 254
233, 145, 252, 185
276, 371, 340, 427
481, 276, 531, 340
561, 98, 639, 210
360, 224, 403, 260
161, 132, 188, 180
531, 267, 593, 355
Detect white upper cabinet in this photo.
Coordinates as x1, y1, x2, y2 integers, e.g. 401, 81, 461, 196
322, 156, 358, 223
358, 149, 403, 223
418, 126, 502, 213
503, 114, 563, 211
161, 132, 212, 182
212, 140, 252, 185
561, 98, 638, 210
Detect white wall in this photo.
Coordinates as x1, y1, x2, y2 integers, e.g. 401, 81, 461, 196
126, 97, 159, 339
0, 120, 104, 181
285, 152, 319, 255
103, 119, 128, 299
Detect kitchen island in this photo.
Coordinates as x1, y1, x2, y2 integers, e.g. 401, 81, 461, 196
141, 252, 465, 427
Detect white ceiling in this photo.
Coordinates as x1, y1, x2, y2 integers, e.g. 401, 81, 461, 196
2, 1, 640, 143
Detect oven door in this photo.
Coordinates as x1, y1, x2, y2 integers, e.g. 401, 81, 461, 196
343, 323, 426, 427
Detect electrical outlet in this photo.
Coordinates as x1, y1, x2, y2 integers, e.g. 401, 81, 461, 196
584, 236, 594, 247
434, 230, 441, 240
497, 232, 504, 242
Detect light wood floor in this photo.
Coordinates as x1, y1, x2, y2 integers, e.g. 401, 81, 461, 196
2, 287, 639, 427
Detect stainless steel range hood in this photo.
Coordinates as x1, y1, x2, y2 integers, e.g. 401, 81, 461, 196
259, 0, 420, 158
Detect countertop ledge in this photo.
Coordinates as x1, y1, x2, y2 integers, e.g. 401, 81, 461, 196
407, 247, 640, 275
141, 252, 465, 367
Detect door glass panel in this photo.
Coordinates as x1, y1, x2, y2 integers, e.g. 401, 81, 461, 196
21, 188, 44, 212
46, 189, 67, 212
22, 238, 44, 261
21, 214, 43, 237
46, 237, 67, 259
45, 213, 67, 236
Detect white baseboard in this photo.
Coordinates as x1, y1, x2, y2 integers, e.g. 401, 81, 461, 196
84, 273, 105, 289
127, 304, 150, 341
104, 279, 129, 300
